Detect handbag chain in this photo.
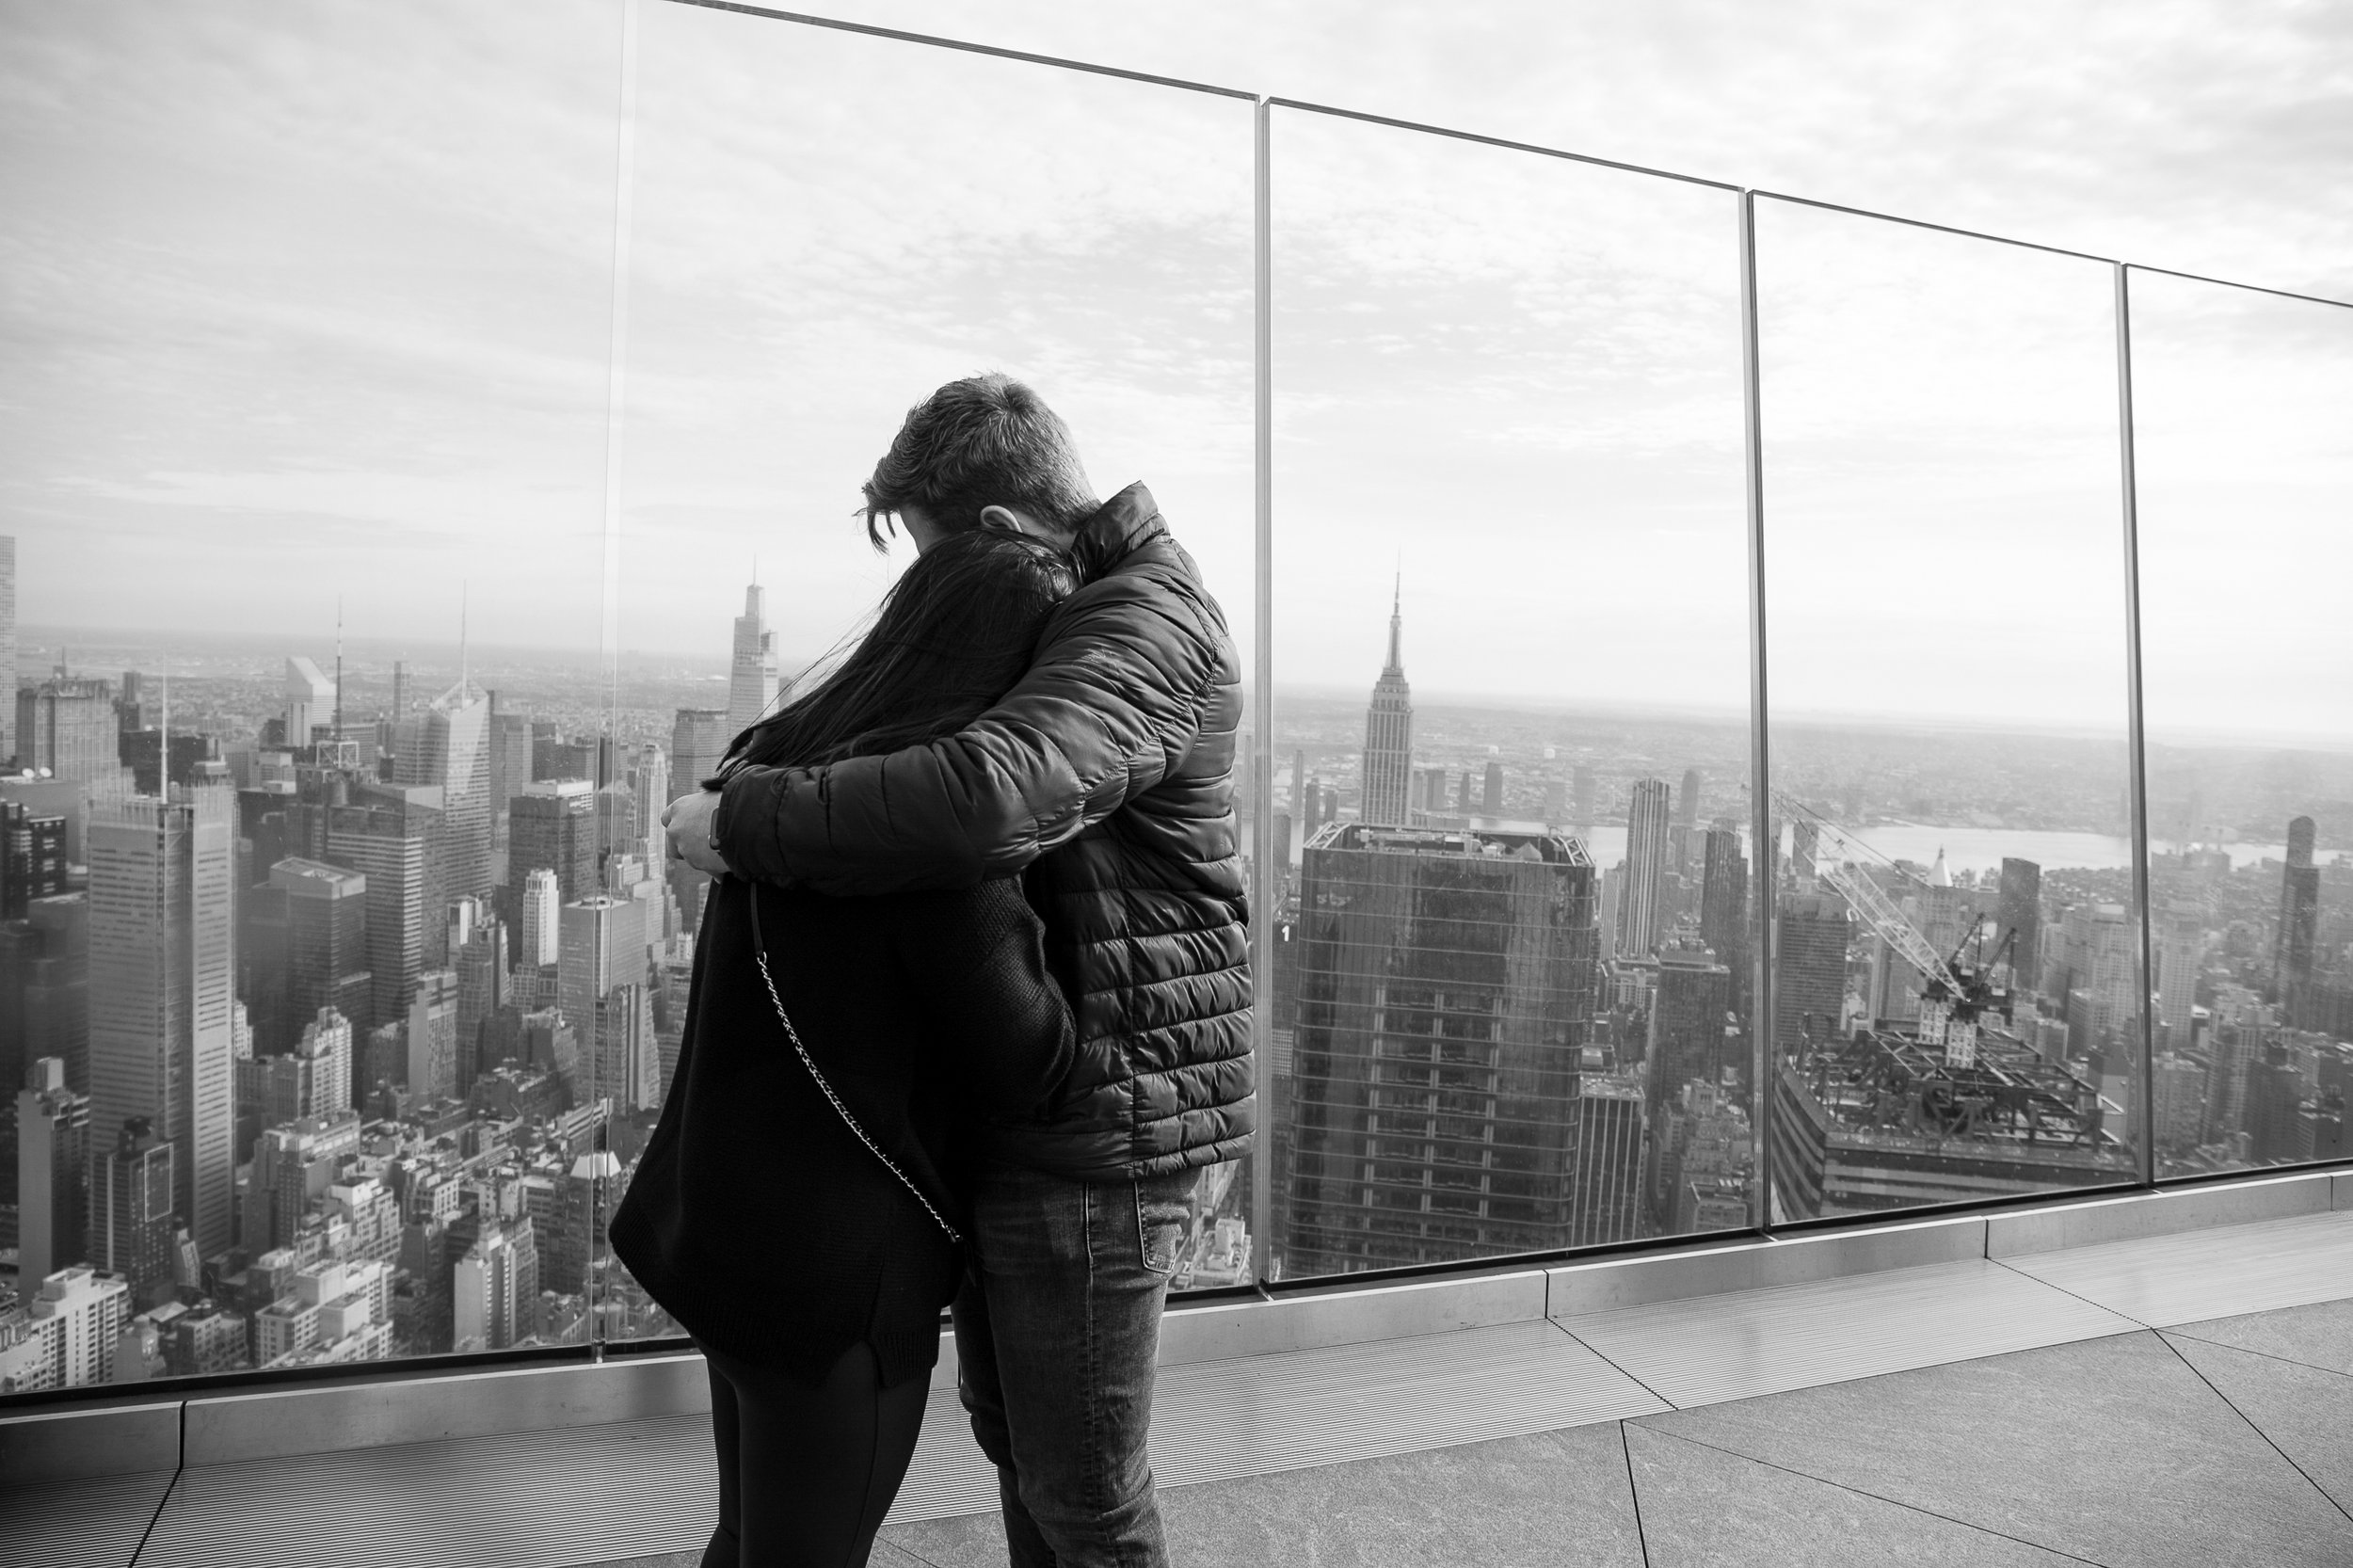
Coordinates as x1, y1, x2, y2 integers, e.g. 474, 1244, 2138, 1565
747, 888, 964, 1246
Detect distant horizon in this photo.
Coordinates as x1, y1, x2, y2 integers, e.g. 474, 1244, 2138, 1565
20, 618, 2353, 756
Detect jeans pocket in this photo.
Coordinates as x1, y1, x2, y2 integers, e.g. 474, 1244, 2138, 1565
1133, 1172, 1198, 1277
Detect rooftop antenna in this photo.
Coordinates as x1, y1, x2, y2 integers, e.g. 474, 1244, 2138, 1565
158, 651, 168, 795
459, 581, 469, 696
333, 596, 344, 741
1382, 558, 1404, 677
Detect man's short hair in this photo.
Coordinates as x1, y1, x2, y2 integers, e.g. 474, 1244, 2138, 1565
860, 374, 1097, 550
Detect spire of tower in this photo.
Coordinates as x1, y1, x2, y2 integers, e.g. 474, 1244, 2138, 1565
459, 582, 469, 694
333, 596, 344, 740
1383, 571, 1404, 678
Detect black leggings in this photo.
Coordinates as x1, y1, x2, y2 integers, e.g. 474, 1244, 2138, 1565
698, 1339, 931, 1567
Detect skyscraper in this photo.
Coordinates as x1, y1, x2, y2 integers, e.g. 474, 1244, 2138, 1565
453, 910, 506, 1093
2157, 902, 2205, 1051
728, 584, 781, 738
2151, 1051, 2205, 1152
627, 745, 671, 872
242, 1111, 361, 1255
1774, 891, 1850, 1051
1, 799, 69, 918
1698, 824, 1749, 1002
548, 1150, 621, 1301
17, 1058, 90, 1283
0, 894, 88, 1092
240, 1007, 354, 1126
1572, 766, 1594, 836
2246, 1041, 2307, 1163
1284, 823, 1596, 1276
486, 708, 532, 845
1996, 857, 2041, 990
325, 788, 438, 1026
1566, 1076, 1645, 1247
267, 857, 372, 1046
92, 1118, 177, 1309
393, 680, 492, 905
2057, 901, 2137, 1057
1790, 820, 1820, 883
16, 679, 119, 785
1481, 760, 1504, 817
1620, 778, 1673, 959
508, 779, 597, 905
2202, 984, 2268, 1144
453, 1219, 541, 1352
88, 787, 237, 1258
559, 895, 651, 1107
406, 969, 461, 1103
282, 657, 335, 750
519, 868, 561, 969
2276, 816, 2319, 1016
1357, 581, 1413, 827
1645, 946, 1735, 1175
672, 709, 728, 795
3, 1266, 129, 1391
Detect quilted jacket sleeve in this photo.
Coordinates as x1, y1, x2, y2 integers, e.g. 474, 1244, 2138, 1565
713, 573, 1220, 897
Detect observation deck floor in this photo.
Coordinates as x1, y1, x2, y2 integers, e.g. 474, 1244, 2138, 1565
14, 1207, 2352, 1567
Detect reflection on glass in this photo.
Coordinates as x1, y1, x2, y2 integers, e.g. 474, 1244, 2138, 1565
1268, 109, 1750, 1279
2129, 269, 2353, 1178
1, 1, 622, 1391
1755, 200, 2140, 1220
594, 5, 1255, 1328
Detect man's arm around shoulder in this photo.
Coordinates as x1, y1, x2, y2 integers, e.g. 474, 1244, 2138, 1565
713, 574, 1222, 897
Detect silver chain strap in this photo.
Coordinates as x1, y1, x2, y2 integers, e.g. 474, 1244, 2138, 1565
748, 894, 964, 1247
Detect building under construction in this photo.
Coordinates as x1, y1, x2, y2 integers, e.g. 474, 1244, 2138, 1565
1771, 1024, 2134, 1219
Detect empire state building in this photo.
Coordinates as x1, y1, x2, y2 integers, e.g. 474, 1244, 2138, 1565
1360, 579, 1414, 825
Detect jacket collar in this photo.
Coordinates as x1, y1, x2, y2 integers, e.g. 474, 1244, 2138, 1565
1067, 483, 1165, 582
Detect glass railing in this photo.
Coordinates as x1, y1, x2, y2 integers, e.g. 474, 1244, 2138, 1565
1753, 198, 2144, 1221
2, 0, 2345, 1400
1265, 105, 1751, 1277
2127, 267, 2353, 1178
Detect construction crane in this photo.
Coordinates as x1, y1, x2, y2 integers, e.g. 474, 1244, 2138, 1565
1777, 796, 2013, 1067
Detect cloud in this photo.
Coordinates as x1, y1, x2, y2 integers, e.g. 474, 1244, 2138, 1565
1, 0, 2344, 737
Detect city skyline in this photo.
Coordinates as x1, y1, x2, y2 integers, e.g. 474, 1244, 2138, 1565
3, 455, 2347, 1393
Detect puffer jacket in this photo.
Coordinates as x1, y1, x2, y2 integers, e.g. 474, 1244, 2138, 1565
713, 482, 1253, 1181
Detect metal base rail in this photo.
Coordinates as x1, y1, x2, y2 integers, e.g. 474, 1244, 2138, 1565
7, 1163, 2346, 1499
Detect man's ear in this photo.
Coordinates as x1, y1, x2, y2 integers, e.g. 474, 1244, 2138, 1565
977, 504, 1032, 536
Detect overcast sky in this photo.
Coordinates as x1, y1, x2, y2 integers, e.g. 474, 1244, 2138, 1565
1, 0, 2345, 738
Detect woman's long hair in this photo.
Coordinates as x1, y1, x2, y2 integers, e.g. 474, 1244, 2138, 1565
717, 530, 1075, 776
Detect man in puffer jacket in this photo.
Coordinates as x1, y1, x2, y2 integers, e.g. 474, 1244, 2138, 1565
666, 374, 1250, 1566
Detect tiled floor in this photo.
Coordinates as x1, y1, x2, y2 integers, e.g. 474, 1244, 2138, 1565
20, 1209, 2352, 1568
880, 1304, 2353, 1565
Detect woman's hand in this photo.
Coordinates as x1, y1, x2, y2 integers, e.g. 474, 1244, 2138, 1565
663, 788, 733, 876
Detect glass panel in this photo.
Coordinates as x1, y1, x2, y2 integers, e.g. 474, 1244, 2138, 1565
1754, 200, 2140, 1221
1267, 110, 1751, 1283
2129, 269, 2353, 1178
0, 2, 624, 1388
600, 5, 1256, 1336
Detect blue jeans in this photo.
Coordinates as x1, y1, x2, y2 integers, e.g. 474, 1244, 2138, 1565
952, 1160, 1199, 1567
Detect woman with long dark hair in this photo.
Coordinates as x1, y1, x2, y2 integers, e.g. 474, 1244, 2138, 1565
612, 529, 1079, 1566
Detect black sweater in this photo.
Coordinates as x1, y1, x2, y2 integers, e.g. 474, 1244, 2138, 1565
610, 872, 1074, 1386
